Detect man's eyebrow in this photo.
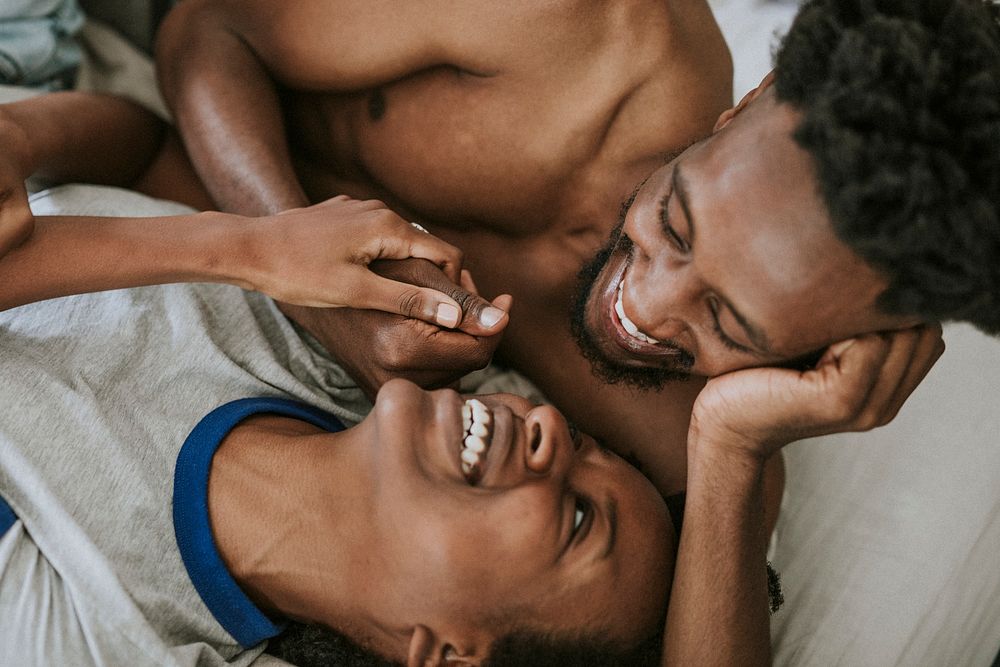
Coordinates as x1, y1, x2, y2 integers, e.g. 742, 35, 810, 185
602, 497, 618, 560
674, 165, 773, 355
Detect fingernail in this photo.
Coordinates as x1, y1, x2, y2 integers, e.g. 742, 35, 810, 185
479, 306, 505, 328
436, 303, 461, 328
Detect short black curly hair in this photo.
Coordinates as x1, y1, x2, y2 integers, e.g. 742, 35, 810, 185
267, 621, 664, 667
773, 0, 1000, 334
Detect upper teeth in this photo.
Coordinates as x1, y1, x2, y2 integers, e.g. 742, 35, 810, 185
615, 278, 660, 345
460, 398, 492, 483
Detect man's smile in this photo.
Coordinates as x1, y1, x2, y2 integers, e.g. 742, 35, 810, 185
592, 249, 688, 366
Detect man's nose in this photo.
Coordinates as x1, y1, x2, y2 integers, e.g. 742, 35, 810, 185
626, 256, 701, 343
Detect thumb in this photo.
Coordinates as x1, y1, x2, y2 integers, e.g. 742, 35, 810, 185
359, 274, 465, 328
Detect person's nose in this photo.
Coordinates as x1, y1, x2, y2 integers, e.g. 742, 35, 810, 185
623, 208, 703, 345
627, 254, 702, 345
522, 405, 575, 478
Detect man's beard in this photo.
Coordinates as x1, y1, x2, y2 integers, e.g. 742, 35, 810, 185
569, 214, 693, 391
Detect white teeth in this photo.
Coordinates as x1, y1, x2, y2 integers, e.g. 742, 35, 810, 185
615, 278, 660, 345
574, 508, 585, 530
462, 404, 472, 432
459, 399, 493, 483
463, 434, 487, 453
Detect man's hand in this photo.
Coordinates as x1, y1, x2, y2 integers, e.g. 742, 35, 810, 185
0, 110, 34, 257
690, 324, 945, 461
244, 196, 494, 329
278, 257, 511, 398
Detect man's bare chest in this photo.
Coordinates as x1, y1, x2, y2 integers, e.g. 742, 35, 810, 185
284, 66, 651, 239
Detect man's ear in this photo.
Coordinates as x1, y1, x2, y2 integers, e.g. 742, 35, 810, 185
407, 624, 485, 667
713, 70, 777, 132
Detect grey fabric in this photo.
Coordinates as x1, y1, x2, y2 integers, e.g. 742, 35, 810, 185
0, 185, 370, 666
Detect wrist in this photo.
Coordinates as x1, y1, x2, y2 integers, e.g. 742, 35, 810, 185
190, 211, 258, 290
687, 416, 772, 473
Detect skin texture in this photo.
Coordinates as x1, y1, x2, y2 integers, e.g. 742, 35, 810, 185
156, 0, 942, 504
0, 94, 493, 327
581, 82, 919, 379
155, 0, 735, 495
207, 381, 675, 665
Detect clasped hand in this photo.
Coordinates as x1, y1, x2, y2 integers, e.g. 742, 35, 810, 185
691, 324, 946, 461
244, 195, 486, 329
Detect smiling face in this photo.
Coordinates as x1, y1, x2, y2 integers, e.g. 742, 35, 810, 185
574, 86, 918, 381
358, 379, 674, 664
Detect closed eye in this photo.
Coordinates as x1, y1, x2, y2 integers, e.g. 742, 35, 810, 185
708, 298, 754, 354
659, 193, 690, 253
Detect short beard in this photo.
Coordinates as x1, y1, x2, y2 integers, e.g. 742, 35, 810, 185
569, 209, 693, 391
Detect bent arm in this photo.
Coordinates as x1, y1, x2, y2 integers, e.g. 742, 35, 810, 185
156, 0, 587, 215
156, 1, 307, 215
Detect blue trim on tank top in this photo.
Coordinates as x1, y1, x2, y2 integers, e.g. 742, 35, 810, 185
173, 397, 345, 648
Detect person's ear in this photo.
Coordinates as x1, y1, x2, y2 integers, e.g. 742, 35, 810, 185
407, 624, 485, 667
713, 70, 777, 132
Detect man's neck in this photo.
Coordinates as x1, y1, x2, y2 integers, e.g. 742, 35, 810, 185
206, 415, 376, 627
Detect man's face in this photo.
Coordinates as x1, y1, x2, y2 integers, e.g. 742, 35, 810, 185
574, 88, 914, 383
361, 379, 673, 660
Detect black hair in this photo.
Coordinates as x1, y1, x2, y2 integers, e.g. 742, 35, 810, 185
773, 0, 1000, 333
267, 621, 664, 667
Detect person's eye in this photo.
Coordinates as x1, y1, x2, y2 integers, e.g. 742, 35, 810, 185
708, 298, 752, 354
573, 496, 591, 536
567, 420, 583, 450
659, 194, 690, 253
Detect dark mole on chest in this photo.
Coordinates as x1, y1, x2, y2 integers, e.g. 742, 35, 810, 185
368, 89, 387, 121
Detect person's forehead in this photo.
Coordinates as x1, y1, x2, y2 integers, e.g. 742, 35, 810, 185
674, 101, 894, 350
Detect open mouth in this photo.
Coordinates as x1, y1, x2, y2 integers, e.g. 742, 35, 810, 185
606, 271, 666, 356
459, 398, 493, 484
614, 275, 660, 345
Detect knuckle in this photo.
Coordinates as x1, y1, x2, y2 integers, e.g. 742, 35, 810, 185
395, 289, 424, 318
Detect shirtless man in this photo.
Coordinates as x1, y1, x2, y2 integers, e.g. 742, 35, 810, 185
156, 0, 995, 495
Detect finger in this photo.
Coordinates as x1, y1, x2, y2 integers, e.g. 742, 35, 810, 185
492, 293, 514, 313
358, 274, 465, 328
460, 269, 479, 296
375, 227, 464, 284
371, 258, 508, 335
812, 333, 892, 427
851, 328, 921, 429
396, 328, 501, 374
882, 324, 946, 421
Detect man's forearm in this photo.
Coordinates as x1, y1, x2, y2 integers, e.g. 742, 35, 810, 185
661, 436, 772, 667
157, 2, 309, 216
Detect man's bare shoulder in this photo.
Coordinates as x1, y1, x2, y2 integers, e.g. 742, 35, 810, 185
172, 0, 678, 85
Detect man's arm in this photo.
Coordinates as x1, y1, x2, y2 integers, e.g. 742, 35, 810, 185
660, 326, 945, 665
155, 0, 605, 216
